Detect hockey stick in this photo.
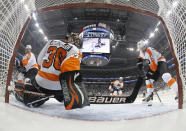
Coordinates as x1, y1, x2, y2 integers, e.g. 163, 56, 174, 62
10, 89, 55, 106
26, 95, 54, 106
153, 89, 163, 104
21, 90, 55, 106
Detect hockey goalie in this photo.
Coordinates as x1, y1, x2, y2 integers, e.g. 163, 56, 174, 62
14, 34, 90, 109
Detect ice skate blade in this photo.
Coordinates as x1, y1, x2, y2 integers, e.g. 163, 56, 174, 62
142, 100, 152, 106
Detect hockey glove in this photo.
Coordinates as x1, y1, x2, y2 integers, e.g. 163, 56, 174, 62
17, 66, 26, 74
146, 71, 154, 80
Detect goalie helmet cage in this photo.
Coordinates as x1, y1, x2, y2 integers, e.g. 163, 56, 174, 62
0, 0, 185, 109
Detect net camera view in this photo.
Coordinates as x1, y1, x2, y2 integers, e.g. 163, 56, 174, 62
82, 38, 110, 53
2, 4, 183, 123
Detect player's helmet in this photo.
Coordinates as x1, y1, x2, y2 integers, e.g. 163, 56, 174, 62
137, 40, 147, 51
119, 77, 123, 81
25, 45, 32, 50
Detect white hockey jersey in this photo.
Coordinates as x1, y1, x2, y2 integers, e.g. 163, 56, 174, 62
138, 47, 166, 72
22, 51, 38, 71
35, 40, 82, 90
109, 80, 124, 90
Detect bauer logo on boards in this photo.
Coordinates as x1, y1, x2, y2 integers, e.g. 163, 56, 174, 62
89, 96, 126, 104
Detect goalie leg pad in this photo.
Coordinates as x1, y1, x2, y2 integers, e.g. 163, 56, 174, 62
59, 70, 90, 110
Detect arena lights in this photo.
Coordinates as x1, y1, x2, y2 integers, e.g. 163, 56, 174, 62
35, 23, 39, 28
154, 28, 158, 32
44, 36, 48, 41
32, 13, 37, 21
128, 48, 134, 51
39, 29, 44, 34
149, 32, 155, 38
157, 21, 161, 26
33, 13, 48, 41
24, 4, 29, 11
173, 1, 178, 8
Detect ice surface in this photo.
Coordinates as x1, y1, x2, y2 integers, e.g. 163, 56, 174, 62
9, 90, 178, 121
1, 89, 186, 131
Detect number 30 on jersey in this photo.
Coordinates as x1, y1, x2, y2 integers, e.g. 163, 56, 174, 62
42, 46, 66, 70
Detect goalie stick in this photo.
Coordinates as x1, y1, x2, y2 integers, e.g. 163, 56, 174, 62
12, 76, 143, 105
10, 89, 54, 106
26, 95, 54, 106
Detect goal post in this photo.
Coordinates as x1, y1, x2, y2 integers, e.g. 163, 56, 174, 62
0, 0, 185, 109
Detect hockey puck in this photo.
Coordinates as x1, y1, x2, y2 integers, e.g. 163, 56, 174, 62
148, 104, 152, 106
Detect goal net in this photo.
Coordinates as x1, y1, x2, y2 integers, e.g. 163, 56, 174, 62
0, 0, 185, 108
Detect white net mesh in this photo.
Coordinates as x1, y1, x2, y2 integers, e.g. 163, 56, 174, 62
0, 0, 185, 101
0, 0, 35, 96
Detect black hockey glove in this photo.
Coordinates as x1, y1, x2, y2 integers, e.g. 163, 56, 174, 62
17, 66, 26, 74
145, 70, 154, 80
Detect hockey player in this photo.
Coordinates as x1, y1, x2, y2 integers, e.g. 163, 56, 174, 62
17, 45, 38, 83
15, 34, 90, 109
109, 77, 124, 96
136, 40, 178, 103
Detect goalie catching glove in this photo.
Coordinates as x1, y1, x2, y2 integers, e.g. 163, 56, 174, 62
59, 70, 90, 110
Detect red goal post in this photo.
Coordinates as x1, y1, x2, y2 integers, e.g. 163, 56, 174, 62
0, 0, 185, 109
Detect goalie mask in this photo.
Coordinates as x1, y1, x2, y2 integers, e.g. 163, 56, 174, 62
119, 77, 123, 82
67, 33, 81, 48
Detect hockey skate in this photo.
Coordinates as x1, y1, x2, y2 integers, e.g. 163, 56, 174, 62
142, 92, 153, 106
175, 93, 178, 101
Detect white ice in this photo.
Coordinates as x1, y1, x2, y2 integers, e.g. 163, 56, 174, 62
0, 89, 185, 131
9, 90, 178, 121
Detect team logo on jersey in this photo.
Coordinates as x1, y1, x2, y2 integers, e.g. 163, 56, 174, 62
63, 44, 72, 51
